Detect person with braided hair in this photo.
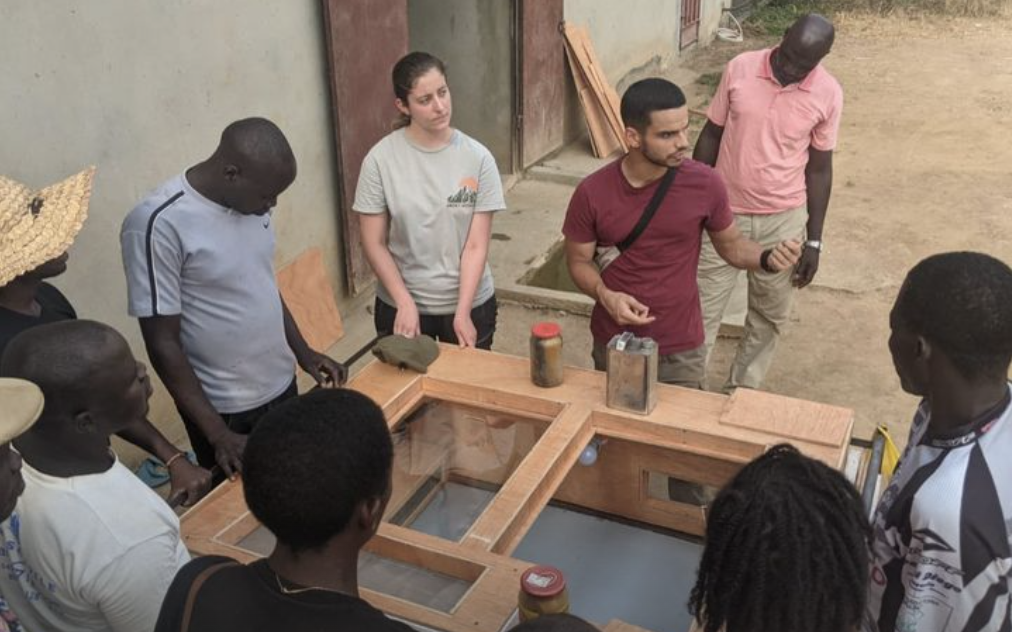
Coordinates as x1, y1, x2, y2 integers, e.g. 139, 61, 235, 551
688, 443, 870, 632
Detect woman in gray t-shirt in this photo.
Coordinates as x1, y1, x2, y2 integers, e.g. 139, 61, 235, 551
353, 52, 505, 350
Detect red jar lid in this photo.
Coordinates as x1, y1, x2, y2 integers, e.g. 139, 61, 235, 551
531, 322, 561, 339
521, 565, 566, 597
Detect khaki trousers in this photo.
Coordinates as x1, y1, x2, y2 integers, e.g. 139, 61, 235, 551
697, 205, 807, 390
592, 342, 706, 390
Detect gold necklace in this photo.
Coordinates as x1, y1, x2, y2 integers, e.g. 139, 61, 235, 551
273, 572, 348, 596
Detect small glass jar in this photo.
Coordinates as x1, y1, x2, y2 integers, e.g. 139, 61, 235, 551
518, 565, 569, 621
530, 322, 563, 388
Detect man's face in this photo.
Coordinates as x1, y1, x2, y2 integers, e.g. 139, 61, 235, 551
28, 252, 69, 280
84, 340, 153, 435
226, 161, 296, 216
888, 299, 926, 396
397, 68, 453, 135
634, 107, 691, 169
772, 36, 826, 86
0, 442, 25, 522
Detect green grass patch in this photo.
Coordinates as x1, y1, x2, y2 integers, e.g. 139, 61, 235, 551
747, 0, 1008, 20
696, 71, 723, 93
746, 0, 830, 35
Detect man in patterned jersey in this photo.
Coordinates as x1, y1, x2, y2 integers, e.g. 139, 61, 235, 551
865, 251, 1012, 632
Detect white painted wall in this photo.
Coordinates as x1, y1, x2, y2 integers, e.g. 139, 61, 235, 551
0, 1, 346, 455
564, 0, 682, 86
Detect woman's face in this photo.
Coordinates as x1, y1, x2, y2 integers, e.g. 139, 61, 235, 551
397, 68, 452, 134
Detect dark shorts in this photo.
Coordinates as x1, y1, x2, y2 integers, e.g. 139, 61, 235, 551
179, 378, 298, 480
374, 295, 498, 351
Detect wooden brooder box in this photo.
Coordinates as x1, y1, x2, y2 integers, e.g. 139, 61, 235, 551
180, 346, 853, 632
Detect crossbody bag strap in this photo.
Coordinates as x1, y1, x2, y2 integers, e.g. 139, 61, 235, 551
616, 166, 678, 252
180, 560, 239, 632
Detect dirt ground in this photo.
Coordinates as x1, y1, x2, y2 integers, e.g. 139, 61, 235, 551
686, 12, 1012, 445
492, 12, 1012, 451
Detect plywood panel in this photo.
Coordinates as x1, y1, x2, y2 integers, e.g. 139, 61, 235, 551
552, 435, 742, 537
276, 247, 344, 352
321, 0, 408, 295
563, 24, 627, 157
719, 388, 854, 468
521, 0, 565, 167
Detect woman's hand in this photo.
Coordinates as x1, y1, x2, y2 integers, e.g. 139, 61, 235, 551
394, 300, 421, 338
453, 312, 478, 348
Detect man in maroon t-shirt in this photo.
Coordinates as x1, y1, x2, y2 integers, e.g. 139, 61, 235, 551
563, 79, 801, 388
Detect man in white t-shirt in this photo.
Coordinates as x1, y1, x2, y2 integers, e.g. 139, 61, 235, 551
0, 320, 189, 632
121, 118, 344, 482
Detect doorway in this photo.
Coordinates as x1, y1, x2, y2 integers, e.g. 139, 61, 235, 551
408, 0, 517, 173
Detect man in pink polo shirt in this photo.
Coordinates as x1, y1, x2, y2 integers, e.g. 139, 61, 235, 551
564, 78, 800, 389
694, 14, 842, 391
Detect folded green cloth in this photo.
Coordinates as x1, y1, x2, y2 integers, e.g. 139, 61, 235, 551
372, 334, 440, 373
134, 451, 197, 488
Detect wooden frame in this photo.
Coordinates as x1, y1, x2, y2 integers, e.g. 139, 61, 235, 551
181, 347, 853, 632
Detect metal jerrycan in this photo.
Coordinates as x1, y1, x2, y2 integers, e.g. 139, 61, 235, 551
605, 332, 658, 415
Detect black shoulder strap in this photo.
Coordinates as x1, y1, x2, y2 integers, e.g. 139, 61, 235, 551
617, 166, 678, 252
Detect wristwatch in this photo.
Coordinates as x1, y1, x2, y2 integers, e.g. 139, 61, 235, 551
804, 239, 823, 252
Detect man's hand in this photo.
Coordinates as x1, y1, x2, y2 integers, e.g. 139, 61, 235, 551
210, 429, 247, 480
792, 246, 820, 288
393, 300, 421, 338
599, 286, 656, 326
166, 458, 212, 508
452, 313, 478, 348
297, 349, 348, 387
766, 239, 803, 272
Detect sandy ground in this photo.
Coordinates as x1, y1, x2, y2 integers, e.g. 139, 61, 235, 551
493, 12, 1012, 449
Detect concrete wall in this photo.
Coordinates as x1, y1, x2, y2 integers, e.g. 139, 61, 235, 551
408, 0, 514, 171
701, 0, 733, 48
0, 1, 347, 458
564, 0, 681, 88
560, 0, 730, 145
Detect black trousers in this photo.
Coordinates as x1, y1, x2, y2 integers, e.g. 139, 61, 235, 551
179, 378, 298, 484
373, 295, 497, 350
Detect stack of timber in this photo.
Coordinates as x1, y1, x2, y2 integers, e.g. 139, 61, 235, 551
563, 23, 627, 158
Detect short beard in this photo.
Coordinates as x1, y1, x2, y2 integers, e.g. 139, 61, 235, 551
641, 145, 679, 169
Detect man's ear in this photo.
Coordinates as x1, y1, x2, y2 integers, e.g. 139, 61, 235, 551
73, 410, 97, 435
358, 496, 386, 535
624, 126, 642, 150
223, 164, 240, 182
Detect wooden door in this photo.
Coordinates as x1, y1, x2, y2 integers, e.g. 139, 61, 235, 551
519, 0, 565, 169
321, 0, 408, 295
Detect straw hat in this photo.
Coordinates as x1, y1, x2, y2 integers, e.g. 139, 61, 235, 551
0, 166, 95, 287
0, 378, 43, 444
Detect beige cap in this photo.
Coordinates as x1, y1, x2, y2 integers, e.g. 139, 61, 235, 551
0, 167, 95, 287
0, 378, 43, 443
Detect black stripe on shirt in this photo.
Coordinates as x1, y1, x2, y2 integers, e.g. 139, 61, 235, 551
144, 191, 185, 315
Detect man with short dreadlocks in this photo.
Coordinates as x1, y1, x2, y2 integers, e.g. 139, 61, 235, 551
688, 443, 870, 632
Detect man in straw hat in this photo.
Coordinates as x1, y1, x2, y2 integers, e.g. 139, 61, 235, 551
0, 320, 190, 632
121, 118, 346, 483
0, 168, 211, 506
0, 378, 44, 632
